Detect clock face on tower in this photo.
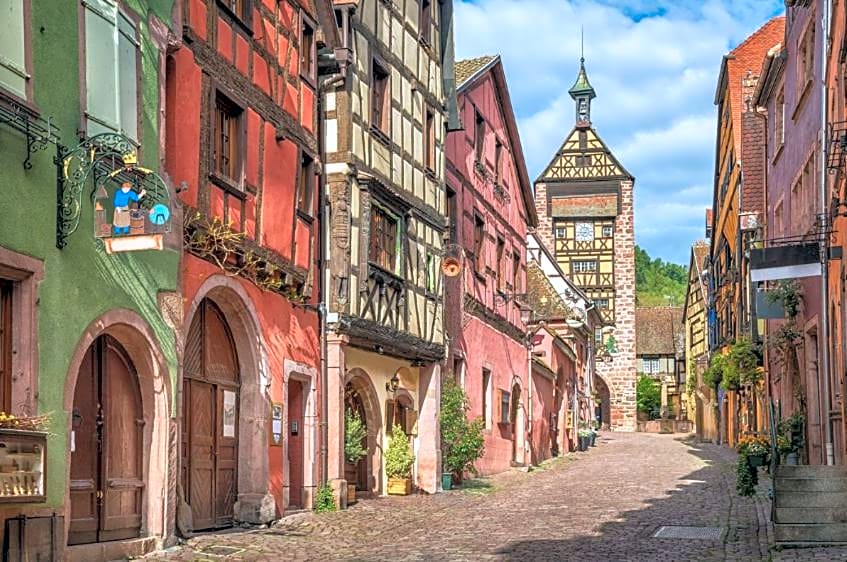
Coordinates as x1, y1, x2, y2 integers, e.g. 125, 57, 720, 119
575, 222, 594, 242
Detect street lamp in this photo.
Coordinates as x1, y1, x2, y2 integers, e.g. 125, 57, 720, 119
386, 372, 400, 393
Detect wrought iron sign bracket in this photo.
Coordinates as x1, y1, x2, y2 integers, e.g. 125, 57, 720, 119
0, 99, 61, 170
56, 133, 172, 250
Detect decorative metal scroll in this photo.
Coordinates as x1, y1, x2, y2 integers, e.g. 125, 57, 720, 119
57, 133, 173, 250
0, 99, 60, 169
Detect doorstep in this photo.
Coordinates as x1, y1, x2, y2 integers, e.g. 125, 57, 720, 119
66, 537, 157, 562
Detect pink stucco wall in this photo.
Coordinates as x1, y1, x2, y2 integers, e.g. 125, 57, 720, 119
445, 59, 538, 475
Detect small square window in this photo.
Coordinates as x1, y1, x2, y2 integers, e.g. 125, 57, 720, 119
555, 227, 566, 239
602, 225, 613, 238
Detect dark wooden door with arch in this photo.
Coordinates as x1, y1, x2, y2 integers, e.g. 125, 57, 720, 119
69, 335, 144, 545
182, 298, 240, 530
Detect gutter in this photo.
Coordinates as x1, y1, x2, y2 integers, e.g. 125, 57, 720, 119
820, 0, 834, 465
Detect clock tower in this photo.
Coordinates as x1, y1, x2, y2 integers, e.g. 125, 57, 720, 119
533, 58, 637, 431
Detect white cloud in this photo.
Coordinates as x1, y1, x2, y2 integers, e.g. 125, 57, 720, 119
455, 0, 783, 263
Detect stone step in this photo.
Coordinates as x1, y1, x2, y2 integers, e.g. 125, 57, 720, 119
775, 507, 847, 524
775, 465, 847, 479
774, 523, 847, 544
775, 477, 847, 492
774, 491, 847, 509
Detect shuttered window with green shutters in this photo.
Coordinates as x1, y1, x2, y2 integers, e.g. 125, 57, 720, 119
83, 0, 139, 141
0, 0, 28, 100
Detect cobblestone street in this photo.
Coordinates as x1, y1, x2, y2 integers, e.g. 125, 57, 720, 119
144, 433, 847, 561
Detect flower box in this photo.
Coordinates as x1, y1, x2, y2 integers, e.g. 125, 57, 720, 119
387, 477, 411, 495
0, 429, 47, 503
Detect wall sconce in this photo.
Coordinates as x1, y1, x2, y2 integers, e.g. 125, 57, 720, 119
386, 372, 400, 393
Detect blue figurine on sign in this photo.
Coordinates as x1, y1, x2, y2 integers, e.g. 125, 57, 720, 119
112, 182, 146, 235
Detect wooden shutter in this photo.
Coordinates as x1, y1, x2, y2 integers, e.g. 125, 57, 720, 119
0, 0, 27, 98
385, 399, 394, 434
84, 0, 120, 135
117, 10, 139, 141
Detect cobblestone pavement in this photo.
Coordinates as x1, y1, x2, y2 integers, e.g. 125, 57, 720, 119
145, 433, 847, 561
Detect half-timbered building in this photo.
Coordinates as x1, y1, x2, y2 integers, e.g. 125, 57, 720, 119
684, 240, 716, 442
166, 0, 338, 528
323, 0, 457, 500
533, 58, 637, 431
441, 55, 537, 474
710, 17, 783, 446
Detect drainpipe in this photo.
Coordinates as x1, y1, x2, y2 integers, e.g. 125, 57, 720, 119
526, 335, 532, 465
820, 0, 834, 466
317, 69, 346, 485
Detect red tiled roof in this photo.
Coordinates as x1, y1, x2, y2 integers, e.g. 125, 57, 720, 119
719, 17, 785, 154
636, 306, 683, 356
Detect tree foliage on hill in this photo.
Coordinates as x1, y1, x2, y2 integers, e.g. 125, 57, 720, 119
635, 245, 687, 306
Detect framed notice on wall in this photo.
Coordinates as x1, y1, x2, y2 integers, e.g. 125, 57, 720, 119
223, 390, 237, 438
270, 403, 283, 446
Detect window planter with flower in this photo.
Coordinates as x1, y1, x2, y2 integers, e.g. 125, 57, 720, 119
0, 413, 50, 503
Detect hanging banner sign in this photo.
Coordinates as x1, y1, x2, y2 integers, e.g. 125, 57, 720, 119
749, 242, 821, 282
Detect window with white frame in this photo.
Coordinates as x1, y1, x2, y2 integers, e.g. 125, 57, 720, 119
83, 0, 139, 141
0, 0, 29, 100
572, 260, 597, 273
641, 357, 660, 374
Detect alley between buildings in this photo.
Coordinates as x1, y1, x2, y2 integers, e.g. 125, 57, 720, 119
146, 433, 847, 562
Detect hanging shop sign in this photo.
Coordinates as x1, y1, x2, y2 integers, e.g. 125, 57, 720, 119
749, 242, 821, 282
57, 133, 174, 252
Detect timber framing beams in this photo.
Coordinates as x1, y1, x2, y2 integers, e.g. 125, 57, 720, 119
340, 314, 445, 363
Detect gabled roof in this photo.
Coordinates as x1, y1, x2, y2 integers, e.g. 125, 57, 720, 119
456, 54, 538, 227
636, 306, 683, 356
683, 240, 710, 316
714, 17, 785, 154
456, 55, 496, 87
526, 232, 602, 326
536, 125, 633, 184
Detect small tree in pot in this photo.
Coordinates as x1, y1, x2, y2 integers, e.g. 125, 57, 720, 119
440, 379, 485, 489
385, 424, 415, 495
344, 410, 367, 504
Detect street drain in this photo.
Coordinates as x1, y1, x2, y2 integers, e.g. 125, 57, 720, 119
653, 526, 723, 540
199, 545, 246, 556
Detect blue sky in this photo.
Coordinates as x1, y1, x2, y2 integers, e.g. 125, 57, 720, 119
455, 0, 785, 265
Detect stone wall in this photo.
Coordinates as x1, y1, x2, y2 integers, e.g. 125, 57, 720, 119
597, 179, 637, 431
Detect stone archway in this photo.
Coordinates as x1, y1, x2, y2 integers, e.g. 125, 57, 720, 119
182, 275, 273, 526
63, 310, 172, 551
344, 368, 382, 495
594, 375, 612, 429
510, 378, 525, 466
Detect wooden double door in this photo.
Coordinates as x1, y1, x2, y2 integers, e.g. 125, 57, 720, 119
69, 335, 144, 545
182, 299, 240, 530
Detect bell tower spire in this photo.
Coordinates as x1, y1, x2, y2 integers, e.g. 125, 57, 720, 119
569, 48, 596, 128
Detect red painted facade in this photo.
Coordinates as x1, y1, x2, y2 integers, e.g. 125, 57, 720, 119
166, 0, 333, 520
758, 3, 833, 464
445, 56, 539, 474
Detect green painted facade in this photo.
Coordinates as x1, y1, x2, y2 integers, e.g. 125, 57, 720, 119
0, 0, 177, 510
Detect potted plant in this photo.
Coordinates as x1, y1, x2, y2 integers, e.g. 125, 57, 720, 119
385, 423, 415, 495
344, 410, 367, 504
737, 436, 769, 467
577, 428, 591, 451
440, 380, 485, 490
778, 412, 805, 465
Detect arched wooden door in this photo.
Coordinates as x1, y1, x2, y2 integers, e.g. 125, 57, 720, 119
182, 299, 240, 530
344, 384, 370, 492
69, 335, 143, 545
